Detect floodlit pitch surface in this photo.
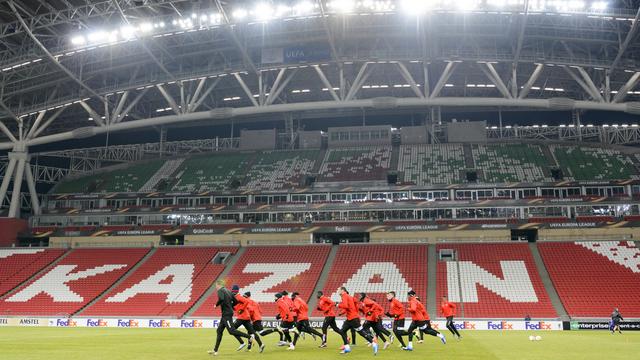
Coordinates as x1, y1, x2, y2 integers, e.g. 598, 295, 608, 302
0, 328, 638, 360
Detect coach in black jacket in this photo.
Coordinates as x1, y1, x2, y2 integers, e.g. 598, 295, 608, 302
209, 280, 251, 356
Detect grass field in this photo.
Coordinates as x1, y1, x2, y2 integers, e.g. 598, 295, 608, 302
1, 328, 638, 360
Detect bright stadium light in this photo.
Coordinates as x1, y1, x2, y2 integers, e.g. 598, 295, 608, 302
233, 8, 248, 20
293, 1, 315, 15
254, 2, 275, 21
87, 31, 108, 43
139, 22, 153, 33
120, 26, 136, 40
329, 0, 356, 13
400, 0, 434, 15
457, 0, 479, 11
591, 1, 607, 10
71, 36, 86, 46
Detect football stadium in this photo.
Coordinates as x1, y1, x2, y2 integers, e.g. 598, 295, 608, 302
1, 0, 640, 359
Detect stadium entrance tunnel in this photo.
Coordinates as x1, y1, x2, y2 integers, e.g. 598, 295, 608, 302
314, 232, 370, 244
17, 235, 48, 247
160, 234, 184, 246
511, 228, 538, 242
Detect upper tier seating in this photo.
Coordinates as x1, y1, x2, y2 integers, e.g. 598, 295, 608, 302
193, 245, 331, 317
472, 144, 553, 183
0, 248, 149, 316
315, 244, 428, 317
436, 243, 556, 318
55, 160, 164, 194
318, 146, 391, 182
552, 146, 637, 181
240, 150, 318, 191
139, 158, 185, 192
0, 249, 67, 297
538, 241, 640, 317
398, 144, 465, 185
170, 153, 251, 192
82, 247, 237, 317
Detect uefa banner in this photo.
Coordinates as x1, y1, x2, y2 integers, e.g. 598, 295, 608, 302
40, 318, 563, 331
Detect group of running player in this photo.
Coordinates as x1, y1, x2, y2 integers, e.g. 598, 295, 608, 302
209, 280, 462, 356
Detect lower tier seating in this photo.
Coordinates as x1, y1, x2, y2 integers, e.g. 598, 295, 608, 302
192, 245, 331, 317
436, 243, 556, 318
315, 244, 428, 317
538, 241, 640, 317
0, 248, 149, 316
82, 247, 237, 317
0, 249, 67, 297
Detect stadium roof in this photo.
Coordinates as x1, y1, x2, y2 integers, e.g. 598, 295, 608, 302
0, 0, 639, 150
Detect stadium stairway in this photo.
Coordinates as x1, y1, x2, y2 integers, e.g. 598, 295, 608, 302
427, 244, 438, 319
463, 144, 475, 168
310, 148, 327, 174
0, 249, 71, 300
540, 145, 559, 177
74, 247, 158, 317
529, 243, 569, 320
183, 247, 246, 318
307, 244, 339, 311
389, 144, 400, 174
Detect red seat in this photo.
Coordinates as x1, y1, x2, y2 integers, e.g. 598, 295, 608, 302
193, 245, 331, 317
539, 241, 640, 317
314, 244, 428, 317
436, 243, 557, 318
0, 249, 67, 297
83, 247, 237, 317
0, 248, 149, 316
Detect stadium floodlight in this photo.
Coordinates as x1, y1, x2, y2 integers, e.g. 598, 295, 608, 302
120, 26, 136, 40
591, 1, 607, 10
328, 0, 356, 14
457, 0, 479, 11
254, 2, 276, 21
399, 0, 434, 15
87, 31, 108, 42
233, 8, 249, 20
71, 36, 86, 46
139, 22, 153, 33
293, 1, 315, 15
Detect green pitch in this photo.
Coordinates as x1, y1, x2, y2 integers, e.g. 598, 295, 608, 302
1, 328, 638, 360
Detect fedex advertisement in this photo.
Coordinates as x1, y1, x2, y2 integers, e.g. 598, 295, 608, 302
33, 318, 562, 330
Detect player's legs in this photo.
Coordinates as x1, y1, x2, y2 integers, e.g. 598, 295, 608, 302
446, 316, 461, 337
300, 320, 324, 338
393, 320, 407, 347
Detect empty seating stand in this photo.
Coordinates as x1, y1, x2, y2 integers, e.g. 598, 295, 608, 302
318, 146, 391, 182
472, 144, 553, 183
83, 247, 237, 317
240, 150, 317, 191
436, 243, 556, 318
171, 153, 251, 192
0, 248, 149, 316
193, 245, 331, 317
54, 160, 164, 194
0, 248, 67, 297
552, 145, 638, 181
539, 241, 640, 317
398, 144, 465, 185
315, 244, 428, 317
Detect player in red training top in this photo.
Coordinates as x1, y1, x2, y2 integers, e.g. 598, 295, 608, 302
441, 295, 461, 340
229, 285, 264, 353
275, 292, 296, 350
337, 287, 377, 355
316, 291, 348, 348
386, 291, 408, 348
244, 292, 284, 350
359, 293, 393, 350
291, 292, 324, 345
399, 290, 446, 351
